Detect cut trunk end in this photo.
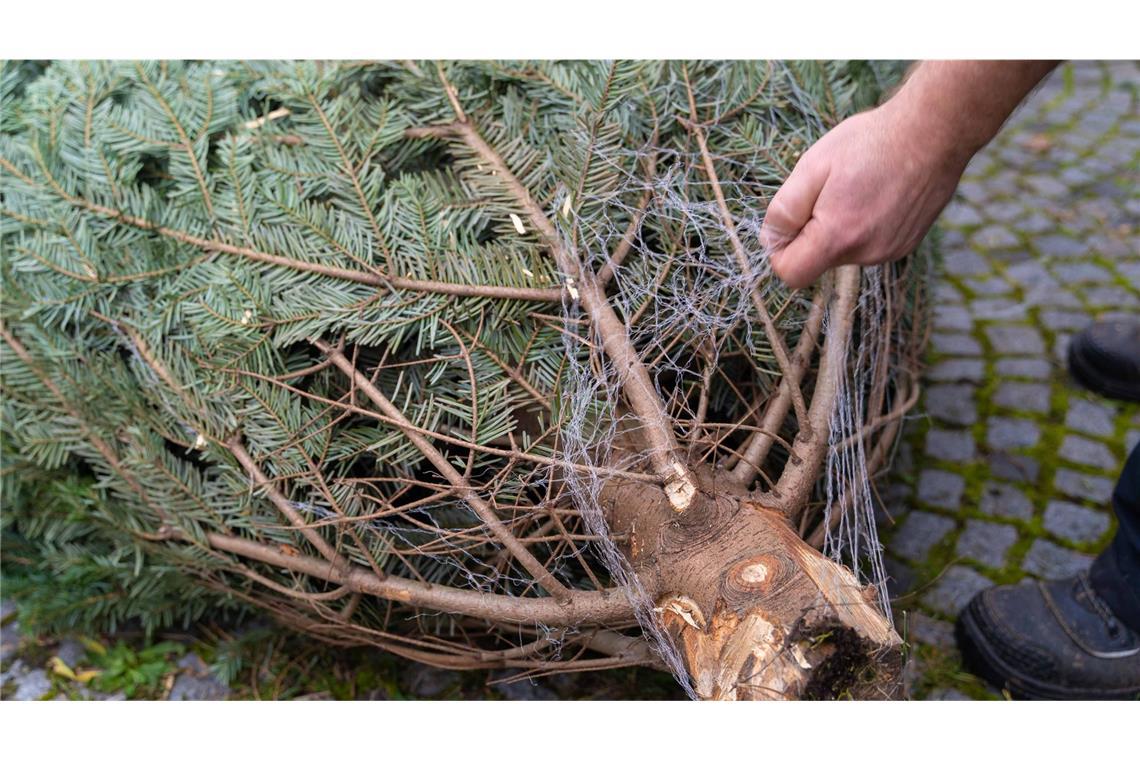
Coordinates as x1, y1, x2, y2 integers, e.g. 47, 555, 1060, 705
603, 467, 903, 700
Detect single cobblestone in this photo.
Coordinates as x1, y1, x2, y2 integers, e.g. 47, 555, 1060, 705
1054, 468, 1116, 504
10, 664, 51, 701
925, 429, 976, 463
971, 298, 1028, 320
1025, 176, 1071, 200
493, 671, 559, 701
993, 358, 1052, 379
973, 225, 1020, 250
933, 305, 974, 332
992, 381, 1051, 413
971, 224, 1026, 250
985, 417, 1041, 450
1028, 284, 1084, 308
988, 452, 1041, 484
934, 283, 963, 304
928, 359, 985, 382
1036, 234, 1087, 258
55, 638, 85, 670
964, 277, 1013, 296
978, 481, 1035, 521
942, 205, 984, 227
1065, 398, 1119, 438
883, 557, 916, 599
892, 512, 957, 562
1012, 212, 1056, 234
168, 653, 230, 701
985, 325, 1046, 355
1040, 309, 1094, 331
927, 688, 972, 701
1043, 500, 1112, 544
1004, 259, 1053, 286
943, 249, 991, 276
1059, 435, 1118, 471
923, 566, 994, 616
879, 482, 913, 523
925, 384, 978, 426
931, 332, 983, 356
956, 520, 1019, 568
1022, 540, 1095, 580
402, 663, 461, 698
957, 179, 989, 204
1053, 333, 1074, 364
1085, 286, 1138, 308
917, 470, 965, 510
985, 200, 1027, 223
1052, 261, 1114, 282
0, 622, 20, 667
907, 612, 956, 648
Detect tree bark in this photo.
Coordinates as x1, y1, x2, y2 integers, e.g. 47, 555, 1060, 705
602, 465, 903, 700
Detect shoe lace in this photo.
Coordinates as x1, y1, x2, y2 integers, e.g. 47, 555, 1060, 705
1078, 572, 1122, 639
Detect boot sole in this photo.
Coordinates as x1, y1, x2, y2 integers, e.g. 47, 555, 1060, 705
1067, 337, 1140, 403
956, 598, 1140, 700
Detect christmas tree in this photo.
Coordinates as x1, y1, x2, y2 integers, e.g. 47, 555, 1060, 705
1, 60, 931, 699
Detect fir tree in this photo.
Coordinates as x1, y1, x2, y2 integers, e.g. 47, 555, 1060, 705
1, 60, 931, 699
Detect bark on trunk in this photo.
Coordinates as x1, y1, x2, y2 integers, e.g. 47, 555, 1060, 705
602, 465, 903, 700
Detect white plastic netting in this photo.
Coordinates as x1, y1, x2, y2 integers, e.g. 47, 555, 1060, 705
552, 116, 920, 693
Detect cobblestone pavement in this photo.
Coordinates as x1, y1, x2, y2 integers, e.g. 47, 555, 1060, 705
883, 60, 1140, 700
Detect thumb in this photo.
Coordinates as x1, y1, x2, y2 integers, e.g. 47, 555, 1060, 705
760, 153, 830, 249
770, 218, 841, 289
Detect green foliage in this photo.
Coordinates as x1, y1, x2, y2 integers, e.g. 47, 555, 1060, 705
1, 463, 248, 637
87, 639, 185, 698
1, 59, 917, 664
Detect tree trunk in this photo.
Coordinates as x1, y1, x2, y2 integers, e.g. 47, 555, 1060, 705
603, 466, 903, 700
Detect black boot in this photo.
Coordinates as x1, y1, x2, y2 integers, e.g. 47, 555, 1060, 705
1067, 320, 1140, 403
956, 572, 1140, 699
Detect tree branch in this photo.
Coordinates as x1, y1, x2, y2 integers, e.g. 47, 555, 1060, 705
0, 321, 173, 527
730, 288, 827, 483
200, 530, 633, 626
313, 338, 573, 601
681, 67, 811, 441
407, 113, 699, 512
771, 266, 861, 518
0, 156, 562, 303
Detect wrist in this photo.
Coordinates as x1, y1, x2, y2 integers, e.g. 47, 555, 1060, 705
875, 90, 976, 176
878, 60, 1059, 173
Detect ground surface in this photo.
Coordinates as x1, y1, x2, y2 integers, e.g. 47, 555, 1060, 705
882, 60, 1140, 700
2, 60, 1137, 701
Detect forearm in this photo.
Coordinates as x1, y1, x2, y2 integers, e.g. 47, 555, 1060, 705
883, 60, 1059, 167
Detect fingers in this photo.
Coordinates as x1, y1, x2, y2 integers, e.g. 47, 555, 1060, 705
760, 153, 830, 248
769, 218, 842, 289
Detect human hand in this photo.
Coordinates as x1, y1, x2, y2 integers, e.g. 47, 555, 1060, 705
762, 101, 970, 289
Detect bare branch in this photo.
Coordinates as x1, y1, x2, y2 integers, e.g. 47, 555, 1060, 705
422, 119, 698, 511
681, 66, 811, 441
313, 338, 573, 601
200, 530, 633, 626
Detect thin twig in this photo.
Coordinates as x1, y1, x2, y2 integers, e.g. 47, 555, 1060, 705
314, 338, 572, 601
681, 66, 811, 442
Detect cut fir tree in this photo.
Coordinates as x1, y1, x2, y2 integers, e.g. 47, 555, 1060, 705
0, 60, 931, 699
